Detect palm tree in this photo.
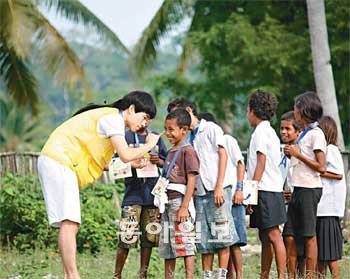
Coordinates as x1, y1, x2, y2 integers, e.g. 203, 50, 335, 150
306, 0, 344, 148
0, 0, 128, 114
0, 94, 48, 151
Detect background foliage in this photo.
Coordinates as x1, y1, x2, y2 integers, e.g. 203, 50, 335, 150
0, 174, 123, 253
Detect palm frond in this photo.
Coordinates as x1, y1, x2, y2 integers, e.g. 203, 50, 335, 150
130, 0, 187, 76
33, 13, 86, 89
0, 41, 38, 113
0, 0, 38, 59
39, 0, 129, 54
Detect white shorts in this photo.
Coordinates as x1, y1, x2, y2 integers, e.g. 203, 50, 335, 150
38, 155, 81, 227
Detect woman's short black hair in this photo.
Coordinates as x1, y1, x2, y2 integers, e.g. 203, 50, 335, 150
112, 91, 157, 118
73, 90, 156, 118
167, 98, 197, 116
281, 111, 303, 131
166, 108, 191, 128
248, 89, 278, 121
294, 91, 323, 123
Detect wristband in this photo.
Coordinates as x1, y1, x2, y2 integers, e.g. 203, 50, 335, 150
236, 182, 243, 191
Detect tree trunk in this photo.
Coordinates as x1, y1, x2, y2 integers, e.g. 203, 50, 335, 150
306, 0, 344, 149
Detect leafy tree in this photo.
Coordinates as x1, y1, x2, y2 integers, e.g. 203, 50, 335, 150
132, 0, 349, 146
0, 0, 128, 114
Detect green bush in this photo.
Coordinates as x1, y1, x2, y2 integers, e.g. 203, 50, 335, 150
0, 174, 123, 253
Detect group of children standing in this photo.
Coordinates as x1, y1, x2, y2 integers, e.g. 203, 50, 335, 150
114, 90, 346, 279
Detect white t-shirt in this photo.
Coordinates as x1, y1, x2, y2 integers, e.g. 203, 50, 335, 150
193, 119, 235, 193
247, 121, 283, 192
291, 127, 327, 188
223, 135, 244, 192
97, 112, 125, 138
317, 144, 347, 217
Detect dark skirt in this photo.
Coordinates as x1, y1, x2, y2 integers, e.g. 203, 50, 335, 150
316, 216, 343, 261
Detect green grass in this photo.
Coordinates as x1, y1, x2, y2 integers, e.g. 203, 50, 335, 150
1, 241, 349, 279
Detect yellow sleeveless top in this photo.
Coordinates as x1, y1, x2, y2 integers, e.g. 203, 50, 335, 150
41, 107, 121, 188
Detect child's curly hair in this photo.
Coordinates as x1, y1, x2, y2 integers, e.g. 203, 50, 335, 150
248, 89, 278, 121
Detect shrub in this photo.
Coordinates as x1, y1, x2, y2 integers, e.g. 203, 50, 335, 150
0, 174, 123, 253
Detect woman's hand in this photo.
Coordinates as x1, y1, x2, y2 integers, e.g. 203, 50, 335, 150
146, 132, 164, 147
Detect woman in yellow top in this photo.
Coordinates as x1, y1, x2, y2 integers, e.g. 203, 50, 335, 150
38, 91, 162, 279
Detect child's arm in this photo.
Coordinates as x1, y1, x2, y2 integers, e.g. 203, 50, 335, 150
320, 171, 343, 180
233, 160, 245, 204
246, 152, 265, 214
285, 145, 326, 174
252, 152, 266, 181
214, 146, 228, 208
178, 173, 196, 222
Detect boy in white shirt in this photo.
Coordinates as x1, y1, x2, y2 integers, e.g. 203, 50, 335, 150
246, 90, 287, 279
198, 112, 246, 279
168, 100, 239, 279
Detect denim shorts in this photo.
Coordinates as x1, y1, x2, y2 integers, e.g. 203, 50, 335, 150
195, 186, 238, 254
159, 197, 196, 259
231, 205, 247, 246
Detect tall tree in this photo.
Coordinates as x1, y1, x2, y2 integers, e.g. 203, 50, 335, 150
0, 0, 128, 114
306, 0, 344, 148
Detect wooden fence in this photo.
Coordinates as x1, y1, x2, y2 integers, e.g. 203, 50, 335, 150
1, 150, 349, 227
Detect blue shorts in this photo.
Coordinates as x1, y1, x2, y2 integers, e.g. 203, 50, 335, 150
195, 186, 238, 254
231, 205, 247, 246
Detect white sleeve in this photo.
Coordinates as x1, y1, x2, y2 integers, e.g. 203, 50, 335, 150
207, 122, 225, 148
312, 129, 327, 153
253, 128, 268, 155
326, 145, 343, 175
97, 113, 125, 138
225, 136, 244, 166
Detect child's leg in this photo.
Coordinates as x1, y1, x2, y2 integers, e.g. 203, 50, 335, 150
328, 260, 340, 279
283, 236, 297, 279
184, 255, 195, 279
202, 253, 214, 271
227, 249, 236, 279
218, 246, 230, 269
232, 245, 243, 279
114, 248, 129, 279
165, 259, 176, 279
317, 260, 326, 278
266, 227, 286, 279
140, 247, 152, 279
259, 230, 274, 279
297, 256, 306, 278
305, 235, 318, 279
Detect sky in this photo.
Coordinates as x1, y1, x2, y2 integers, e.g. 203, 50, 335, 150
44, 0, 164, 47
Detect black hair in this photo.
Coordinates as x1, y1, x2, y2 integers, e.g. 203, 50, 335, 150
281, 111, 303, 131
294, 91, 323, 123
248, 89, 278, 121
198, 112, 217, 123
319, 116, 338, 146
166, 108, 191, 128
167, 97, 197, 116
73, 90, 156, 118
